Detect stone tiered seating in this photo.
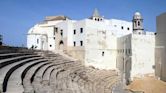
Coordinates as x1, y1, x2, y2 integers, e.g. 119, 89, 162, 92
0, 46, 120, 93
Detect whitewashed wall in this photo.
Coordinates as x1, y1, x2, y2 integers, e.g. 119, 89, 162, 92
131, 34, 155, 78
117, 33, 155, 81
84, 19, 117, 69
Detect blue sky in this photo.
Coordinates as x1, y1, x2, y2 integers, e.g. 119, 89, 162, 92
0, 0, 166, 46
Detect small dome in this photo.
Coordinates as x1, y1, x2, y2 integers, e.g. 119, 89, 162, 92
134, 12, 141, 16
133, 12, 142, 19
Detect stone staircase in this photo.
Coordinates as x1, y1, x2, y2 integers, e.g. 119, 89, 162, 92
0, 46, 120, 93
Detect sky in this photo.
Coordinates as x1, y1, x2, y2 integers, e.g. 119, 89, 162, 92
0, 0, 166, 47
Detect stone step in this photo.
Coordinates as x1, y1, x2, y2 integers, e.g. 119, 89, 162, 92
0, 57, 43, 84
6, 59, 48, 93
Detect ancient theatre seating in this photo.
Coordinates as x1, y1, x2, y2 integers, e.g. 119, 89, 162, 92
0, 46, 120, 93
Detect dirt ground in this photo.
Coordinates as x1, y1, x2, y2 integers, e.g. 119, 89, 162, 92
126, 76, 166, 93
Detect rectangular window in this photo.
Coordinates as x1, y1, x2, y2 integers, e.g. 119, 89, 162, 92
54, 27, 58, 34
80, 41, 83, 46
80, 28, 83, 33
73, 41, 76, 46
37, 39, 39, 44
74, 29, 76, 34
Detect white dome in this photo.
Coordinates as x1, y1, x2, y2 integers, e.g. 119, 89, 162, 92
134, 12, 141, 16
28, 27, 34, 34
133, 12, 142, 19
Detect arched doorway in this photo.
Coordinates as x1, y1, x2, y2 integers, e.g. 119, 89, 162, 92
59, 40, 64, 50
41, 35, 48, 50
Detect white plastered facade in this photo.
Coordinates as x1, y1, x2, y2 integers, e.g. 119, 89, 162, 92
27, 11, 155, 81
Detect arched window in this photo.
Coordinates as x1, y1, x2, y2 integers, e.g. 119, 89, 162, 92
138, 21, 140, 26
80, 28, 83, 33
80, 41, 83, 46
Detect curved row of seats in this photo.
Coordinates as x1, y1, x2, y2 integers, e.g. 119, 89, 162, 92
0, 46, 119, 93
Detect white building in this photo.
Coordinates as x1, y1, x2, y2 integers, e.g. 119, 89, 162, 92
117, 12, 155, 83
27, 9, 155, 82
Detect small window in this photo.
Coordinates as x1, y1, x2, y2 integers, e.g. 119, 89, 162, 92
73, 41, 76, 46
54, 27, 58, 33
50, 45, 52, 47
80, 28, 83, 33
60, 30, 63, 36
80, 41, 83, 46
98, 18, 99, 21
138, 21, 140, 26
128, 49, 131, 55
121, 26, 124, 30
74, 29, 76, 34
127, 27, 130, 30
53, 37, 55, 40
37, 39, 39, 44
102, 51, 104, 56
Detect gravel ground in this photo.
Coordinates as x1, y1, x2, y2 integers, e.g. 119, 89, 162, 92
126, 76, 166, 93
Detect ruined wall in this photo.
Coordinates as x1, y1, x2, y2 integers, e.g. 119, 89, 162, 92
66, 47, 85, 65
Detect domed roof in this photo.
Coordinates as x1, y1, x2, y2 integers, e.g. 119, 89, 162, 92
134, 12, 141, 16
28, 27, 34, 34
133, 12, 142, 19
